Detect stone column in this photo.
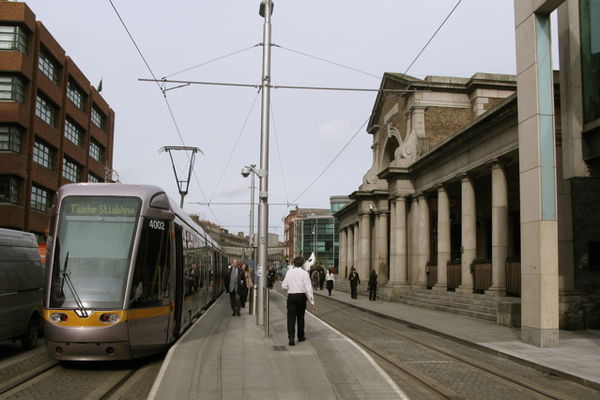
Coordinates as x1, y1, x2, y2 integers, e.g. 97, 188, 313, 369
339, 228, 347, 279
487, 161, 508, 296
515, 1, 559, 347
359, 212, 371, 280
353, 223, 359, 276
417, 195, 430, 286
395, 197, 409, 284
346, 225, 354, 277
389, 199, 397, 282
410, 196, 422, 288
376, 209, 389, 281
434, 185, 450, 291
457, 175, 475, 293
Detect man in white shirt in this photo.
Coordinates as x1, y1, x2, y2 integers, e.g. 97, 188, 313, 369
281, 256, 316, 346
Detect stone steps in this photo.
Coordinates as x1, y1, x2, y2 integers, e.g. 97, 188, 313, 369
404, 293, 496, 314
404, 298, 497, 321
331, 281, 520, 326
406, 289, 500, 308
399, 288, 521, 324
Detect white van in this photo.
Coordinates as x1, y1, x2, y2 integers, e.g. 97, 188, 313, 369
0, 228, 43, 349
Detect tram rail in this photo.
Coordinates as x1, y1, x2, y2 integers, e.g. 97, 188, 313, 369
0, 360, 59, 396
0, 355, 159, 400
314, 296, 597, 400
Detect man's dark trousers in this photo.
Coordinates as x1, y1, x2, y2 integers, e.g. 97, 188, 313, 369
287, 293, 307, 341
229, 291, 241, 315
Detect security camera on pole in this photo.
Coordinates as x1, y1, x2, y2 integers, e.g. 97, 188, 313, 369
256, 0, 273, 333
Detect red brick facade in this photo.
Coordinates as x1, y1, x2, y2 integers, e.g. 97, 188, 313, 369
0, 2, 114, 238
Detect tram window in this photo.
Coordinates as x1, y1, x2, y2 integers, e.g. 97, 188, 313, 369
130, 218, 170, 308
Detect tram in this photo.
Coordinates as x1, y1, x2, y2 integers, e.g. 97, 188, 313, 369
43, 183, 226, 361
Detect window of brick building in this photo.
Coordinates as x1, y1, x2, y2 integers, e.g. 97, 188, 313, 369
38, 50, 59, 84
35, 94, 57, 127
33, 140, 54, 169
91, 105, 106, 130
0, 125, 21, 152
0, 26, 27, 52
31, 184, 51, 212
64, 118, 84, 147
89, 139, 104, 162
0, 76, 25, 103
67, 79, 85, 110
0, 175, 19, 203
62, 157, 80, 182
88, 173, 102, 183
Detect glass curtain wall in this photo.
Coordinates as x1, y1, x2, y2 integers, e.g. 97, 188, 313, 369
581, 0, 600, 124
295, 217, 339, 270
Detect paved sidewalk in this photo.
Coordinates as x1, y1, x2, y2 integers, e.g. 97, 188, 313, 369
314, 287, 600, 389
149, 292, 408, 400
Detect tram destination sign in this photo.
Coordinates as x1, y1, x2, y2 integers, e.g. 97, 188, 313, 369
62, 196, 141, 217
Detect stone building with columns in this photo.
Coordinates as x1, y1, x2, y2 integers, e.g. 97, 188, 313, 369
336, 71, 521, 299
336, 28, 600, 347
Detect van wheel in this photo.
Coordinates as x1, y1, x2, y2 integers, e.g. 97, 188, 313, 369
20, 316, 40, 350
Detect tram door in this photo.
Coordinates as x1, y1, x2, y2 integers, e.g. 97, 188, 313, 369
173, 224, 185, 337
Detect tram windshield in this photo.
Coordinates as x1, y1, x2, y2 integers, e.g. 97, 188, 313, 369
50, 196, 141, 309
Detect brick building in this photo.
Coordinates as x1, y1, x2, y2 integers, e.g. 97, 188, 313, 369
0, 1, 114, 241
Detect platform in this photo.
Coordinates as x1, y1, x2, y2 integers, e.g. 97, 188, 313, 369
315, 286, 600, 389
148, 292, 408, 400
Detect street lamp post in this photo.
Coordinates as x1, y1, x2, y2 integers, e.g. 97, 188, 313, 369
242, 164, 257, 316
241, 163, 266, 326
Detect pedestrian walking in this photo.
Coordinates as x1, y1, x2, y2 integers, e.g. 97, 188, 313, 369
310, 268, 319, 289
281, 256, 316, 346
240, 263, 253, 309
318, 264, 326, 290
368, 269, 378, 301
267, 267, 276, 289
325, 269, 335, 296
349, 267, 360, 299
224, 259, 246, 316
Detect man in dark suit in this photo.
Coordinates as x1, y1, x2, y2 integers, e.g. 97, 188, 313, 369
224, 259, 246, 316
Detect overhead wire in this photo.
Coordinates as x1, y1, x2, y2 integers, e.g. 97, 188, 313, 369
290, 0, 463, 204
107, 0, 219, 222
274, 45, 381, 80
292, 118, 368, 204
208, 89, 261, 203
163, 44, 261, 79
269, 97, 290, 205
400, 0, 462, 79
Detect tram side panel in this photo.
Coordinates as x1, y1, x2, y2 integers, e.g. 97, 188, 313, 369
127, 216, 172, 358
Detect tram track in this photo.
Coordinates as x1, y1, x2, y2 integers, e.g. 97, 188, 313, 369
314, 296, 598, 400
0, 354, 161, 400
0, 359, 59, 396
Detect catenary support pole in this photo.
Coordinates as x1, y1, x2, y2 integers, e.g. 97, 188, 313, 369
256, 0, 273, 328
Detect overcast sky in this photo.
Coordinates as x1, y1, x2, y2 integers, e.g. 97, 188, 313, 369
23, 0, 529, 239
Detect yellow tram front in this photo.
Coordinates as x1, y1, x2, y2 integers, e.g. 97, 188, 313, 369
44, 184, 175, 361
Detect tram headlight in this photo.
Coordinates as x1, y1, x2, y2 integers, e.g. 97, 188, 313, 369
51, 313, 68, 323
99, 313, 119, 323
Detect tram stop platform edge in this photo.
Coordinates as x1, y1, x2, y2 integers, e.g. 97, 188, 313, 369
148, 291, 409, 400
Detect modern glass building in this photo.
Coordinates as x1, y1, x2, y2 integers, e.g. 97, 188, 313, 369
289, 197, 350, 271
294, 215, 338, 270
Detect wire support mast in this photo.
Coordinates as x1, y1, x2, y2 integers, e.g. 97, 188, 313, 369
138, 78, 420, 93
159, 146, 203, 209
